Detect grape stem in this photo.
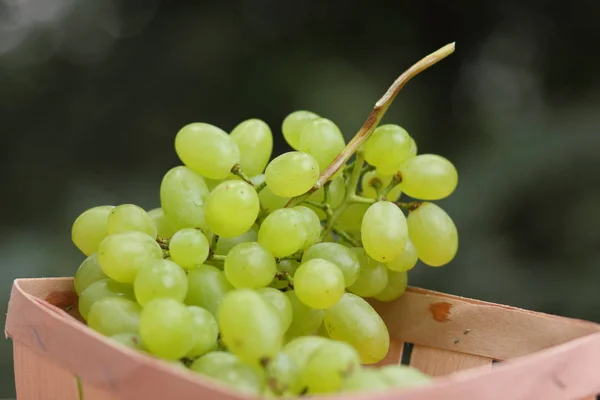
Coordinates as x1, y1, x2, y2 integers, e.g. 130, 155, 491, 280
255, 181, 267, 193
230, 164, 254, 186
378, 172, 402, 201
162, 250, 170, 259
210, 254, 226, 262
395, 201, 422, 211
208, 234, 219, 258
156, 236, 170, 250
332, 226, 361, 247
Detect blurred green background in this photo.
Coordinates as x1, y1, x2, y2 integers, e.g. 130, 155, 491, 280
1, 0, 599, 397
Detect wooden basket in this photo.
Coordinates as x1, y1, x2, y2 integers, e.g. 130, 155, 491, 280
5, 278, 600, 400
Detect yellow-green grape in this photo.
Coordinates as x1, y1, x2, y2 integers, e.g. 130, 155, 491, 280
204, 180, 260, 238
285, 291, 324, 339
258, 208, 307, 257
302, 242, 360, 287
148, 208, 177, 239
361, 170, 403, 201
378, 365, 432, 388
373, 270, 408, 302
364, 124, 412, 175
107, 204, 157, 238
78, 279, 134, 320
186, 305, 219, 358
264, 152, 319, 198
361, 201, 408, 263
297, 118, 345, 172
294, 259, 345, 309
407, 137, 418, 159
160, 166, 209, 231
191, 351, 263, 395
301, 340, 361, 394
74, 253, 108, 296
186, 264, 233, 317
342, 367, 389, 393
168, 228, 209, 269
408, 202, 458, 267
204, 178, 222, 191
259, 186, 289, 214
110, 332, 145, 351
399, 154, 458, 200
282, 336, 328, 374
175, 122, 240, 180
98, 231, 163, 283
139, 298, 195, 360
134, 259, 188, 306
282, 110, 320, 150
87, 297, 141, 336
307, 176, 345, 219
257, 287, 293, 334
336, 203, 369, 234
347, 247, 388, 297
265, 352, 302, 395
324, 293, 390, 364
218, 289, 283, 365
230, 119, 273, 176
71, 205, 114, 256
215, 228, 258, 255
224, 242, 277, 289
386, 239, 419, 272
293, 206, 321, 249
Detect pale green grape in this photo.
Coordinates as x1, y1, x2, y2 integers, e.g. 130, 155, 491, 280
107, 204, 157, 238
148, 208, 177, 239
347, 248, 388, 297
139, 298, 195, 360
218, 289, 283, 365
72, 205, 114, 256
302, 339, 361, 393
168, 228, 209, 269
258, 208, 307, 257
282, 335, 328, 370
378, 365, 432, 388
78, 279, 134, 320
316, 322, 329, 338
361, 201, 408, 263
306, 175, 345, 219
160, 166, 209, 231
342, 367, 389, 393
264, 152, 319, 198
186, 264, 233, 317
361, 170, 403, 201
175, 122, 240, 179
215, 228, 258, 255
258, 186, 289, 214
97, 231, 163, 283
293, 206, 321, 249
134, 259, 188, 306
204, 180, 260, 237
230, 118, 273, 176
265, 352, 302, 395
324, 293, 390, 364
364, 124, 412, 175
191, 351, 263, 395
373, 270, 408, 302
407, 202, 458, 267
186, 305, 219, 358
257, 287, 293, 334
386, 239, 419, 272
285, 291, 324, 339
407, 137, 418, 158
294, 259, 345, 309
204, 178, 222, 191
399, 154, 458, 200
297, 118, 345, 171
74, 253, 108, 296
87, 297, 141, 336
282, 110, 320, 150
336, 203, 369, 234
110, 332, 145, 351
302, 242, 360, 287
224, 242, 277, 289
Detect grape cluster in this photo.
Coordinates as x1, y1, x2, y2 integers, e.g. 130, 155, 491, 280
71, 109, 458, 397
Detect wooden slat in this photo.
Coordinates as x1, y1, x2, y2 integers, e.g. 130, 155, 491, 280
410, 345, 493, 377
80, 382, 118, 400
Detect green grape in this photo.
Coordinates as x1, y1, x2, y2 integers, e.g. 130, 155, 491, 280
373, 270, 408, 301
218, 289, 283, 365
97, 231, 163, 283
285, 291, 324, 339
168, 228, 209, 269
361, 201, 408, 263
282, 110, 320, 150
399, 154, 458, 200
407, 137, 418, 158
306, 175, 345, 219
336, 202, 369, 234
230, 118, 273, 176
160, 166, 209, 231
364, 124, 412, 175
204, 178, 222, 191
224, 242, 277, 289
134, 259, 188, 306
256, 287, 293, 334
347, 247, 388, 297
407, 202, 458, 267
191, 351, 263, 395
74, 253, 108, 296
186, 264, 233, 317
78, 278, 134, 320
302, 242, 360, 287
148, 208, 177, 239
282, 336, 328, 370
265, 352, 302, 395
139, 298, 195, 360
264, 152, 319, 198
378, 365, 432, 388
107, 204, 157, 238
186, 306, 219, 358
110, 332, 145, 351
72, 205, 114, 256
258, 186, 289, 214
361, 170, 403, 201
342, 367, 389, 393
386, 239, 419, 272
204, 180, 260, 238
258, 208, 307, 257
316, 321, 329, 338
297, 118, 345, 171
215, 229, 257, 255
302, 339, 361, 394
87, 297, 141, 336
175, 122, 240, 180
293, 206, 321, 249
294, 259, 345, 309
324, 293, 390, 364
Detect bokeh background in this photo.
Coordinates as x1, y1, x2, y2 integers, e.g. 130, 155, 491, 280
1, 0, 600, 397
